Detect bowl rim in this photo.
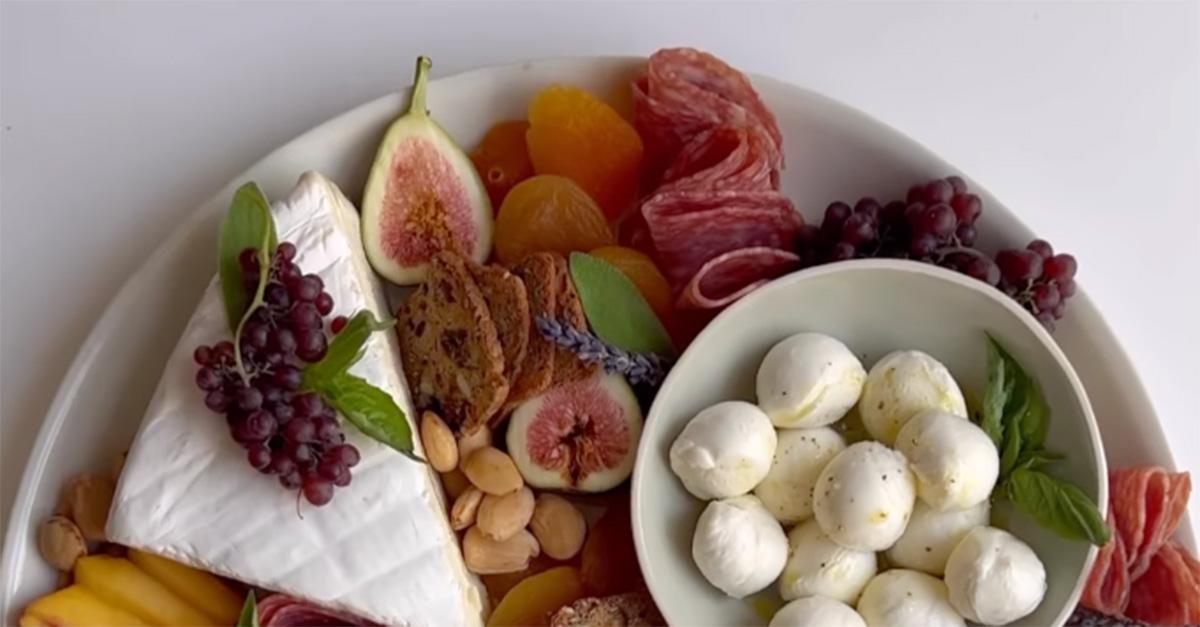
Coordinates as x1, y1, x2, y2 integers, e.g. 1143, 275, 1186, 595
632, 257, 1107, 627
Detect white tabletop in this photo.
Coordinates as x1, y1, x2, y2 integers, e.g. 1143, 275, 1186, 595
2, 2, 1197, 538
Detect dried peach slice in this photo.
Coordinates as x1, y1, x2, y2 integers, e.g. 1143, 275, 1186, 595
487, 566, 585, 627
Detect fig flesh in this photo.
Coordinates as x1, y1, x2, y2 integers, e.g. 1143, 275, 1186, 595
362, 56, 492, 285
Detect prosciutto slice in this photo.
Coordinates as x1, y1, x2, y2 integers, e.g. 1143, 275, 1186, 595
677, 247, 801, 309
258, 594, 377, 627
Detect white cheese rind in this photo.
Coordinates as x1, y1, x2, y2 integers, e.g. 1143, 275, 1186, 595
107, 172, 484, 627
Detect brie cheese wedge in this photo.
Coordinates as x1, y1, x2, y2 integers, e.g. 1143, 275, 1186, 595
107, 172, 485, 626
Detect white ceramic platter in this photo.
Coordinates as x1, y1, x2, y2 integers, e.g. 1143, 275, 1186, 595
2, 56, 1192, 623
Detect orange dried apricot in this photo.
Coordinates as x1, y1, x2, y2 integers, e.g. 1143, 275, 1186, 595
487, 566, 585, 627
588, 246, 673, 321
494, 175, 614, 265
527, 86, 643, 221
470, 121, 534, 211
579, 499, 644, 596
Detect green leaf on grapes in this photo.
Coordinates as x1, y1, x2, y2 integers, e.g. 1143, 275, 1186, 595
218, 182, 278, 333
236, 591, 259, 627
568, 252, 675, 357
313, 372, 418, 460
303, 311, 394, 385
1005, 468, 1111, 546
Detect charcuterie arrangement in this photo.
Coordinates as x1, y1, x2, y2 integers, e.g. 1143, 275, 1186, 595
18, 48, 1195, 627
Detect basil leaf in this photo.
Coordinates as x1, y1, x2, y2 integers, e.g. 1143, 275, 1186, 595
237, 591, 259, 627
218, 183, 277, 333
981, 337, 1009, 447
314, 372, 417, 460
1007, 468, 1111, 545
303, 311, 394, 385
1000, 420, 1023, 477
1018, 375, 1050, 450
569, 252, 675, 357
1016, 449, 1064, 472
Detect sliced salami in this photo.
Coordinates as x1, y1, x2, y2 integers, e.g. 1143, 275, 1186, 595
1125, 542, 1200, 625
1080, 514, 1131, 616
1110, 467, 1192, 580
676, 247, 801, 309
258, 594, 377, 627
657, 125, 778, 194
642, 190, 799, 286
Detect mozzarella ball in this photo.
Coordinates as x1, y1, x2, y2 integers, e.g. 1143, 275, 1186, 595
670, 401, 777, 499
692, 495, 788, 598
813, 441, 915, 551
856, 570, 965, 627
944, 526, 1047, 625
858, 351, 966, 445
886, 500, 989, 576
757, 333, 867, 429
894, 410, 999, 511
755, 427, 847, 524
770, 596, 867, 627
780, 519, 877, 604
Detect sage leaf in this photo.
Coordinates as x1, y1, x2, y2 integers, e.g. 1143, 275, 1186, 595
303, 311, 394, 385
1007, 468, 1111, 546
568, 252, 674, 357
314, 372, 417, 460
981, 337, 1009, 447
218, 182, 277, 333
237, 591, 259, 627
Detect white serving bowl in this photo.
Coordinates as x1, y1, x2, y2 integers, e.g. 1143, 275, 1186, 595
632, 259, 1106, 627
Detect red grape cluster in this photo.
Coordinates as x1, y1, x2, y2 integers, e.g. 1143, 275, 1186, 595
797, 176, 1077, 329
193, 243, 359, 506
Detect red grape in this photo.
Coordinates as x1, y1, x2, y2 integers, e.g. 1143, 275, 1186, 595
924, 179, 953, 204
1026, 239, 1054, 259
274, 365, 303, 391
238, 248, 260, 273
314, 292, 334, 316
331, 444, 361, 468
302, 476, 334, 506
289, 302, 322, 331
1043, 254, 1077, 282
279, 471, 302, 490
330, 316, 349, 335
196, 368, 222, 391
841, 213, 877, 246
248, 445, 272, 470
1059, 278, 1077, 298
193, 346, 214, 366
1033, 283, 1061, 311
285, 416, 317, 443
296, 329, 328, 363
950, 194, 982, 225
829, 242, 857, 261
947, 176, 967, 194
276, 242, 297, 261
995, 249, 1044, 283
204, 390, 230, 412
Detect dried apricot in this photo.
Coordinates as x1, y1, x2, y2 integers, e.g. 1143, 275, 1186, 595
527, 86, 643, 221
487, 566, 585, 627
579, 499, 644, 596
470, 121, 534, 210
494, 175, 614, 264
588, 246, 673, 321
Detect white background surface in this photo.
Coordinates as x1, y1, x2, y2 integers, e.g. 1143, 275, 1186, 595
2, 1, 1198, 537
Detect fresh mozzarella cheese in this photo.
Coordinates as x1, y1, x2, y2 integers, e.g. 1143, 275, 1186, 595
106, 172, 485, 626
894, 410, 999, 511
756, 333, 866, 429
856, 569, 965, 627
670, 401, 777, 500
944, 526, 1047, 625
885, 500, 989, 576
691, 495, 788, 599
812, 441, 916, 551
858, 351, 966, 445
770, 596, 867, 627
755, 427, 846, 524
779, 519, 877, 604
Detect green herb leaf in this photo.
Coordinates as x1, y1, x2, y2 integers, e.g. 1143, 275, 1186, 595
237, 591, 259, 627
1000, 420, 1023, 476
1018, 376, 1050, 450
568, 252, 675, 357
1015, 449, 1064, 472
313, 372, 418, 460
218, 183, 278, 333
303, 311, 394, 385
1006, 468, 1111, 546
981, 338, 1009, 447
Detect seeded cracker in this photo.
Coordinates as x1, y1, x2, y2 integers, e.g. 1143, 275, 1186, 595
467, 261, 531, 388
503, 253, 559, 415
397, 252, 508, 431
551, 254, 600, 386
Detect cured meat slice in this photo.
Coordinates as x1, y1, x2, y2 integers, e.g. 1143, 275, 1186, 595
258, 594, 376, 626
657, 125, 778, 194
641, 190, 799, 286
1080, 514, 1131, 616
676, 247, 801, 310
1126, 542, 1200, 625
1110, 467, 1192, 580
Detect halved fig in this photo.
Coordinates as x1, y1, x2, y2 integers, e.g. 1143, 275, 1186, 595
362, 56, 493, 285
506, 373, 643, 493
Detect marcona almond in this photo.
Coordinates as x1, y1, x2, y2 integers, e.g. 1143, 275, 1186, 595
38, 516, 87, 571
441, 468, 473, 501
477, 487, 535, 541
65, 474, 115, 542
457, 425, 492, 470
462, 526, 540, 575
462, 447, 523, 496
421, 411, 458, 472
450, 487, 484, 531
530, 494, 588, 560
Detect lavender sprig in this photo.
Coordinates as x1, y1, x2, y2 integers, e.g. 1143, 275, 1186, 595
536, 316, 672, 387
1065, 607, 1145, 627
